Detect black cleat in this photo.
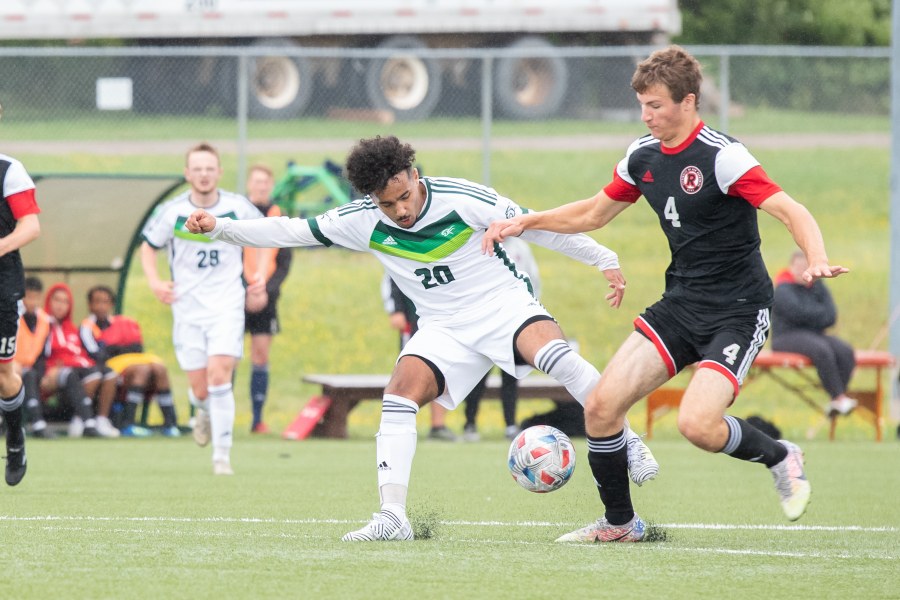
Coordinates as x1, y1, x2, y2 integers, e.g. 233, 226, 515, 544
5, 431, 27, 486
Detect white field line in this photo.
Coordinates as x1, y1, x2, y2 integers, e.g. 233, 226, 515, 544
0, 514, 897, 534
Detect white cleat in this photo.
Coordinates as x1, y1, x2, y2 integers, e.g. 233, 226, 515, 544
341, 511, 414, 542
213, 460, 234, 476
770, 440, 811, 521
625, 429, 659, 486
192, 409, 211, 447
556, 514, 646, 543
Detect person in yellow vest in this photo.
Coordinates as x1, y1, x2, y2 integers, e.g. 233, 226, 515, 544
12, 276, 52, 438
79, 285, 179, 437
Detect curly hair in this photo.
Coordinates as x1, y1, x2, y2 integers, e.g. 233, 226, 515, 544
344, 135, 416, 196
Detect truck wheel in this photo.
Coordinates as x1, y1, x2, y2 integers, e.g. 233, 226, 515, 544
365, 36, 442, 121
494, 36, 569, 120
249, 39, 313, 119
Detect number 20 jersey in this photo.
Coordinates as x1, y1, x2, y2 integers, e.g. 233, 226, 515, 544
308, 177, 543, 327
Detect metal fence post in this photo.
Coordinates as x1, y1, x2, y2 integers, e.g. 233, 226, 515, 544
481, 54, 493, 186
236, 53, 249, 194
719, 52, 730, 134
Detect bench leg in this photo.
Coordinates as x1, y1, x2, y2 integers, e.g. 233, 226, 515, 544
646, 389, 685, 440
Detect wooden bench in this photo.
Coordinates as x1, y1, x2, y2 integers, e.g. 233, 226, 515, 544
645, 350, 896, 441
298, 373, 575, 439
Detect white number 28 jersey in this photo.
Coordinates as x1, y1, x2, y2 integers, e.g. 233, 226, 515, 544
142, 189, 261, 323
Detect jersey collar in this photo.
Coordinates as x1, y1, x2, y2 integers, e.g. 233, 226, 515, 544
660, 120, 705, 155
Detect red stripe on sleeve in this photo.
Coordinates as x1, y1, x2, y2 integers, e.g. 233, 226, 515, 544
603, 170, 642, 203
6, 188, 40, 219
727, 165, 782, 208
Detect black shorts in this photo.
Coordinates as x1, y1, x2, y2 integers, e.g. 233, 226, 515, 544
0, 300, 22, 362
634, 298, 770, 396
245, 300, 280, 336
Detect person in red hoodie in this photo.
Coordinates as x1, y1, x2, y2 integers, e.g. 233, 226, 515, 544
771, 251, 858, 417
41, 283, 119, 438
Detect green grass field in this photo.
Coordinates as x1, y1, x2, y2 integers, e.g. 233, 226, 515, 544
2, 435, 898, 599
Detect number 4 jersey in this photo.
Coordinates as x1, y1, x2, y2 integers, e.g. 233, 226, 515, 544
208, 176, 619, 328
604, 121, 781, 311
141, 190, 261, 323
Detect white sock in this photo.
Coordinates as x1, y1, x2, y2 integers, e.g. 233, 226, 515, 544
533, 339, 601, 405
208, 383, 234, 462
377, 394, 419, 515
188, 388, 209, 412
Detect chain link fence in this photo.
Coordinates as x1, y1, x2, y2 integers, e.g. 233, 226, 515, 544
0, 44, 889, 181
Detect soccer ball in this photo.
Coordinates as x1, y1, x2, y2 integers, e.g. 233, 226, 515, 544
507, 425, 576, 493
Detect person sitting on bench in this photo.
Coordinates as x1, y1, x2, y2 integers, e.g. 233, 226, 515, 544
772, 250, 857, 417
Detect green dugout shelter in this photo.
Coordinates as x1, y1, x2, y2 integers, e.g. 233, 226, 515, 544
20, 173, 185, 318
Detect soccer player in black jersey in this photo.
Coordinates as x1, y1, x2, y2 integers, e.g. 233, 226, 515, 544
483, 45, 848, 541
0, 132, 41, 486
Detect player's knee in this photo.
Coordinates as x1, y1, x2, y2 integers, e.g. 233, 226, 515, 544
677, 411, 717, 448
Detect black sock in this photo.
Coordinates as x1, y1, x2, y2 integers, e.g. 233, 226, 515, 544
2, 386, 25, 446
721, 415, 788, 467
587, 429, 634, 525
124, 387, 143, 427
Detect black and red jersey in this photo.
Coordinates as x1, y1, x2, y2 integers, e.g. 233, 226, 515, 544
604, 122, 780, 311
0, 154, 39, 302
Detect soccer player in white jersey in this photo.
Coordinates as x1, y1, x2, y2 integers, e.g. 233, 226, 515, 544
185, 135, 658, 539
140, 143, 265, 476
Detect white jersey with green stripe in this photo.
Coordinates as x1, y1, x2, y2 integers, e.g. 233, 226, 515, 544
142, 189, 261, 323
209, 176, 619, 327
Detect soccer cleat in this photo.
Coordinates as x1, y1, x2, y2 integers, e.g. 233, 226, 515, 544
68, 417, 85, 438
625, 429, 659, 486
827, 397, 858, 417
120, 424, 153, 438
213, 460, 234, 476
161, 425, 182, 438
555, 514, 646, 543
251, 422, 271, 434
770, 440, 811, 521
462, 424, 480, 443
341, 511, 414, 542
192, 409, 211, 447
95, 416, 121, 438
5, 429, 27, 486
30, 426, 56, 440
504, 424, 521, 441
427, 426, 457, 442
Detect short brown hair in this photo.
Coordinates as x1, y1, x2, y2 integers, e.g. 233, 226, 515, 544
186, 142, 220, 166
248, 164, 274, 179
631, 45, 702, 107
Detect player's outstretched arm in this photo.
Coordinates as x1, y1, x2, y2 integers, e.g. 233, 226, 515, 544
760, 191, 849, 282
185, 209, 216, 233
482, 192, 626, 255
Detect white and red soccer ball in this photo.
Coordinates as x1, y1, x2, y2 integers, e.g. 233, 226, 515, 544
507, 425, 576, 493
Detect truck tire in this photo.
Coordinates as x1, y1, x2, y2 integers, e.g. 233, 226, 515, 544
365, 36, 442, 121
494, 36, 569, 120
248, 39, 313, 119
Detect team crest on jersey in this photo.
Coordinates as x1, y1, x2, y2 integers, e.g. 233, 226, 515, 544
680, 166, 703, 194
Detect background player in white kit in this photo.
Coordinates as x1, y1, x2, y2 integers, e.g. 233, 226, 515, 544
140, 143, 264, 475
185, 135, 658, 539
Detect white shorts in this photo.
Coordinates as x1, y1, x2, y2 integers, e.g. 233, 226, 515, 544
399, 292, 552, 410
172, 313, 244, 371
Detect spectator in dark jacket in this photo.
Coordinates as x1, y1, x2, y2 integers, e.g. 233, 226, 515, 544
771, 251, 857, 417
